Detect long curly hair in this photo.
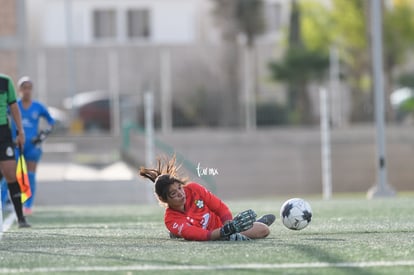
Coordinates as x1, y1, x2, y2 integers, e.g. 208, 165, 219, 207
139, 155, 188, 202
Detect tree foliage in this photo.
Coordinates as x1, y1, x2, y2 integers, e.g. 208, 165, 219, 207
211, 0, 265, 44
269, 47, 329, 84
384, 0, 414, 68
235, 0, 266, 47
298, 0, 414, 122
210, 0, 266, 127
269, 0, 329, 124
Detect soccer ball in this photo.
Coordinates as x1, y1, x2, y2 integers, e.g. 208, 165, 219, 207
280, 198, 312, 230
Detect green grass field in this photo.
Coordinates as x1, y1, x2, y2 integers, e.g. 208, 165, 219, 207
1, 194, 414, 274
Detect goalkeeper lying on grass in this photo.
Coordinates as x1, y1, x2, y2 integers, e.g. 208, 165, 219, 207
139, 156, 275, 241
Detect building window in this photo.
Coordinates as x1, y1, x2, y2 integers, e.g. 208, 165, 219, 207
93, 9, 116, 39
265, 2, 282, 33
127, 9, 150, 39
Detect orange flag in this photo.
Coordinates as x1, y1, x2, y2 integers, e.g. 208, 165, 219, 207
16, 151, 31, 203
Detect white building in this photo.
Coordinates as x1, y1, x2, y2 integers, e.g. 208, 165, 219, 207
26, 0, 287, 46
22, 0, 298, 130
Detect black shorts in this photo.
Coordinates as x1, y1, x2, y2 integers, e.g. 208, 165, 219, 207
0, 124, 16, 161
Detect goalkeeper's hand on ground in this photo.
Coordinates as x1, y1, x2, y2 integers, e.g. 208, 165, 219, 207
220, 209, 257, 238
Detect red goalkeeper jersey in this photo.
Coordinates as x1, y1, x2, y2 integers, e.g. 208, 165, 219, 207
164, 182, 233, 241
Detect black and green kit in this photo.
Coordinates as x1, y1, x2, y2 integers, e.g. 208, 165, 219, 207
0, 74, 17, 126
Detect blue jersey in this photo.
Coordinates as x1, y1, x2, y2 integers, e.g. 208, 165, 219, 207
11, 100, 55, 147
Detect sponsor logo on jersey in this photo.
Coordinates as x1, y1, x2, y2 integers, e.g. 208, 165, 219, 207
172, 222, 184, 236
6, 146, 14, 157
200, 213, 210, 229
195, 199, 204, 209
31, 111, 39, 120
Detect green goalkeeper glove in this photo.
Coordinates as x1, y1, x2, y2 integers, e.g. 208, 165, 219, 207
220, 209, 257, 238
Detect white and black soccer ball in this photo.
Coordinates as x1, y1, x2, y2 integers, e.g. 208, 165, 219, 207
280, 198, 312, 230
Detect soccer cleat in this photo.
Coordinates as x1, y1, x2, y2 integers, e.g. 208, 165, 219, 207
229, 233, 251, 241
256, 214, 276, 226
18, 217, 31, 228
169, 232, 180, 239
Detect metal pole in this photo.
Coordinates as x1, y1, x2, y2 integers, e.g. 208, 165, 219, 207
160, 49, 172, 133
243, 45, 253, 131
109, 50, 120, 136
17, 0, 28, 77
144, 92, 156, 203
64, 0, 77, 124
145, 92, 154, 167
37, 50, 47, 104
320, 88, 332, 200
367, 0, 395, 198
329, 46, 341, 127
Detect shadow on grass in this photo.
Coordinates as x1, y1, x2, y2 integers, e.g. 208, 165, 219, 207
0, 245, 186, 267
284, 242, 376, 275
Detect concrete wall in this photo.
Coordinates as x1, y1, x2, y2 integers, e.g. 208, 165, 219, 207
123, 126, 414, 200
0, 0, 18, 79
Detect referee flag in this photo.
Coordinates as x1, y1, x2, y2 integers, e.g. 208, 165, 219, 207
16, 150, 31, 203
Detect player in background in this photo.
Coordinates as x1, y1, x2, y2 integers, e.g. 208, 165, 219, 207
139, 156, 276, 241
0, 73, 30, 228
10, 76, 55, 215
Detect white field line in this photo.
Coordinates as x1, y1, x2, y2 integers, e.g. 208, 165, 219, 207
1, 260, 414, 273
0, 213, 16, 240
